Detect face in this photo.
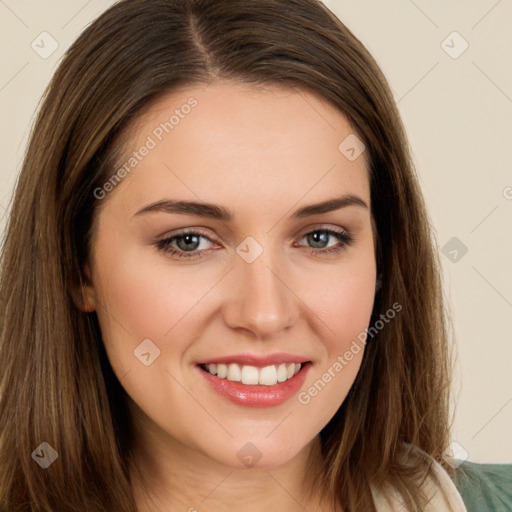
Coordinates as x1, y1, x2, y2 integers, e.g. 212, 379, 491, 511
83, 81, 377, 471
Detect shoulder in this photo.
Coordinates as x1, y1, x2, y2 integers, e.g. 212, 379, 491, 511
372, 456, 467, 512
454, 460, 512, 512
371, 447, 512, 512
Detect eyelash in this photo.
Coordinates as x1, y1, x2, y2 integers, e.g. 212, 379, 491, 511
156, 227, 354, 260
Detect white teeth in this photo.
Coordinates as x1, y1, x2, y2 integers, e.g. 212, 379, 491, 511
259, 365, 277, 386
227, 363, 241, 382
241, 365, 259, 385
217, 363, 227, 378
276, 363, 288, 382
203, 362, 304, 386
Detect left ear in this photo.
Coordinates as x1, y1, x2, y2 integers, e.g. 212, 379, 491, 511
72, 264, 97, 312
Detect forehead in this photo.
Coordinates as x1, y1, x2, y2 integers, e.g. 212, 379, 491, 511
106, 81, 370, 218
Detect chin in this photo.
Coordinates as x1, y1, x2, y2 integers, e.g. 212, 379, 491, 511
205, 437, 309, 471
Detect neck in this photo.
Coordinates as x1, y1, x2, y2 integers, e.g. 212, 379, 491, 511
128, 410, 335, 512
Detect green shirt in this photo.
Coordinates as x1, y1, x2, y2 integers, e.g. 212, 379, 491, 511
455, 461, 512, 512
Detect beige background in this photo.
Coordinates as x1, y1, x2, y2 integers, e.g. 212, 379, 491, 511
0, 0, 510, 464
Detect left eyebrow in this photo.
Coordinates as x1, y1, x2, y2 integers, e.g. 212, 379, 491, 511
292, 194, 368, 218
133, 194, 368, 220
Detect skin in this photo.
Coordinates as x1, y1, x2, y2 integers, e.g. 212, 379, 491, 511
82, 81, 377, 512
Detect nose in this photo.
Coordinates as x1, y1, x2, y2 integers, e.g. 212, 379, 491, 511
222, 250, 300, 339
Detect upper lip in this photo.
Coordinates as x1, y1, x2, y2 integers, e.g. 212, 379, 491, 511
197, 353, 311, 367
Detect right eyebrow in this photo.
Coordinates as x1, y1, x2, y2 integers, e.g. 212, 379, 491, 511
134, 199, 232, 220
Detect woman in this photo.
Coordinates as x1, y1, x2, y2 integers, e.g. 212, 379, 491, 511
0, 0, 508, 510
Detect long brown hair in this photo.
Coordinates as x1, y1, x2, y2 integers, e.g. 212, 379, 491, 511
0, 0, 453, 510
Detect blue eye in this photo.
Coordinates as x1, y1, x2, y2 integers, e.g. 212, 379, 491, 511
301, 229, 352, 249
157, 231, 214, 258
157, 228, 354, 259
298, 228, 354, 256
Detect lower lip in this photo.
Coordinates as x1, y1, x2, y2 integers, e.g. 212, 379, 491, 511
196, 363, 311, 408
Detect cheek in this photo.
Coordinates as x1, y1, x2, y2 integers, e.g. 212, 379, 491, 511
91, 250, 220, 432
91, 240, 217, 371
297, 250, 377, 352
318, 271, 375, 345
292, 252, 376, 418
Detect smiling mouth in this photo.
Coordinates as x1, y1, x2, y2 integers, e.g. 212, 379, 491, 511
198, 362, 310, 386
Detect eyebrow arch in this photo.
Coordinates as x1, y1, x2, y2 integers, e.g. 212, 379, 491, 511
134, 194, 368, 220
